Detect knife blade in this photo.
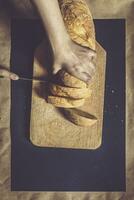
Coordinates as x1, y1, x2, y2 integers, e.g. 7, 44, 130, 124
0, 75, 48, 83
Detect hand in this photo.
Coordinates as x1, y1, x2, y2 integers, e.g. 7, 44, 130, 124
52, 40, 97, 83
0, 67, 19, 80
32, 0, 96, 83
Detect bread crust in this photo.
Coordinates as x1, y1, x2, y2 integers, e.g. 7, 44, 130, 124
49, 83, 91, 99
57, 69, 88, 88
63, 108, 97, 126
58, 0, 96, 50
47, 96, 85, 108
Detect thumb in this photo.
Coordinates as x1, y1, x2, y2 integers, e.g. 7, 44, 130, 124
52, 63, 62, 74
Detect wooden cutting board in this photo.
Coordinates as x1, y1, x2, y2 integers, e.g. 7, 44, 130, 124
29, 40, 106, 149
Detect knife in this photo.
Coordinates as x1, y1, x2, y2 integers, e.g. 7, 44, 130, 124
0, 75, 48, 83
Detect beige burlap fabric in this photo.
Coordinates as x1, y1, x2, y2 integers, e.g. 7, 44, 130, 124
0, 0, 133, 199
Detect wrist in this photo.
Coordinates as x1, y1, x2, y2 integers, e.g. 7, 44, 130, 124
52, 36, 72, 56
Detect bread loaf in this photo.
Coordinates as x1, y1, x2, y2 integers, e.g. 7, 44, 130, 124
47, 0, 97, 125
58, 0, 96, 50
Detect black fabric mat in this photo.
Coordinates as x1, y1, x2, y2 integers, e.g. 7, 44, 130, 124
10, 19, 126, 191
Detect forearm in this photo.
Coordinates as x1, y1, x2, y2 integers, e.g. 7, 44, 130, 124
32, 0, 70, 54
31, 0, 96, 83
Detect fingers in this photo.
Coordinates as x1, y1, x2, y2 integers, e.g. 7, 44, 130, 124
83, 59, 96, 76
64, 63, 91, 83
0, 69, 19, 80
69, 69, 90, 83
64, 59, 96, 83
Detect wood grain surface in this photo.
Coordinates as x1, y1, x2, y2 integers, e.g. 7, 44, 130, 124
30, 41, 106, 149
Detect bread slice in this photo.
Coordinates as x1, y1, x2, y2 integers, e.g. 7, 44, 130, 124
47, 96, 85, 108
63, 108, 97, 127
57, 69, 88, 88
49, 83, 91, 99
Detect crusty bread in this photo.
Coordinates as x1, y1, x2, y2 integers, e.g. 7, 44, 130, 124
58, 0, 96, 50
49, 83, 91, 99
47, 96, 85, 108
57, 69, 88, 88
63, 108, 97, 126
47, 0, 96, 124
